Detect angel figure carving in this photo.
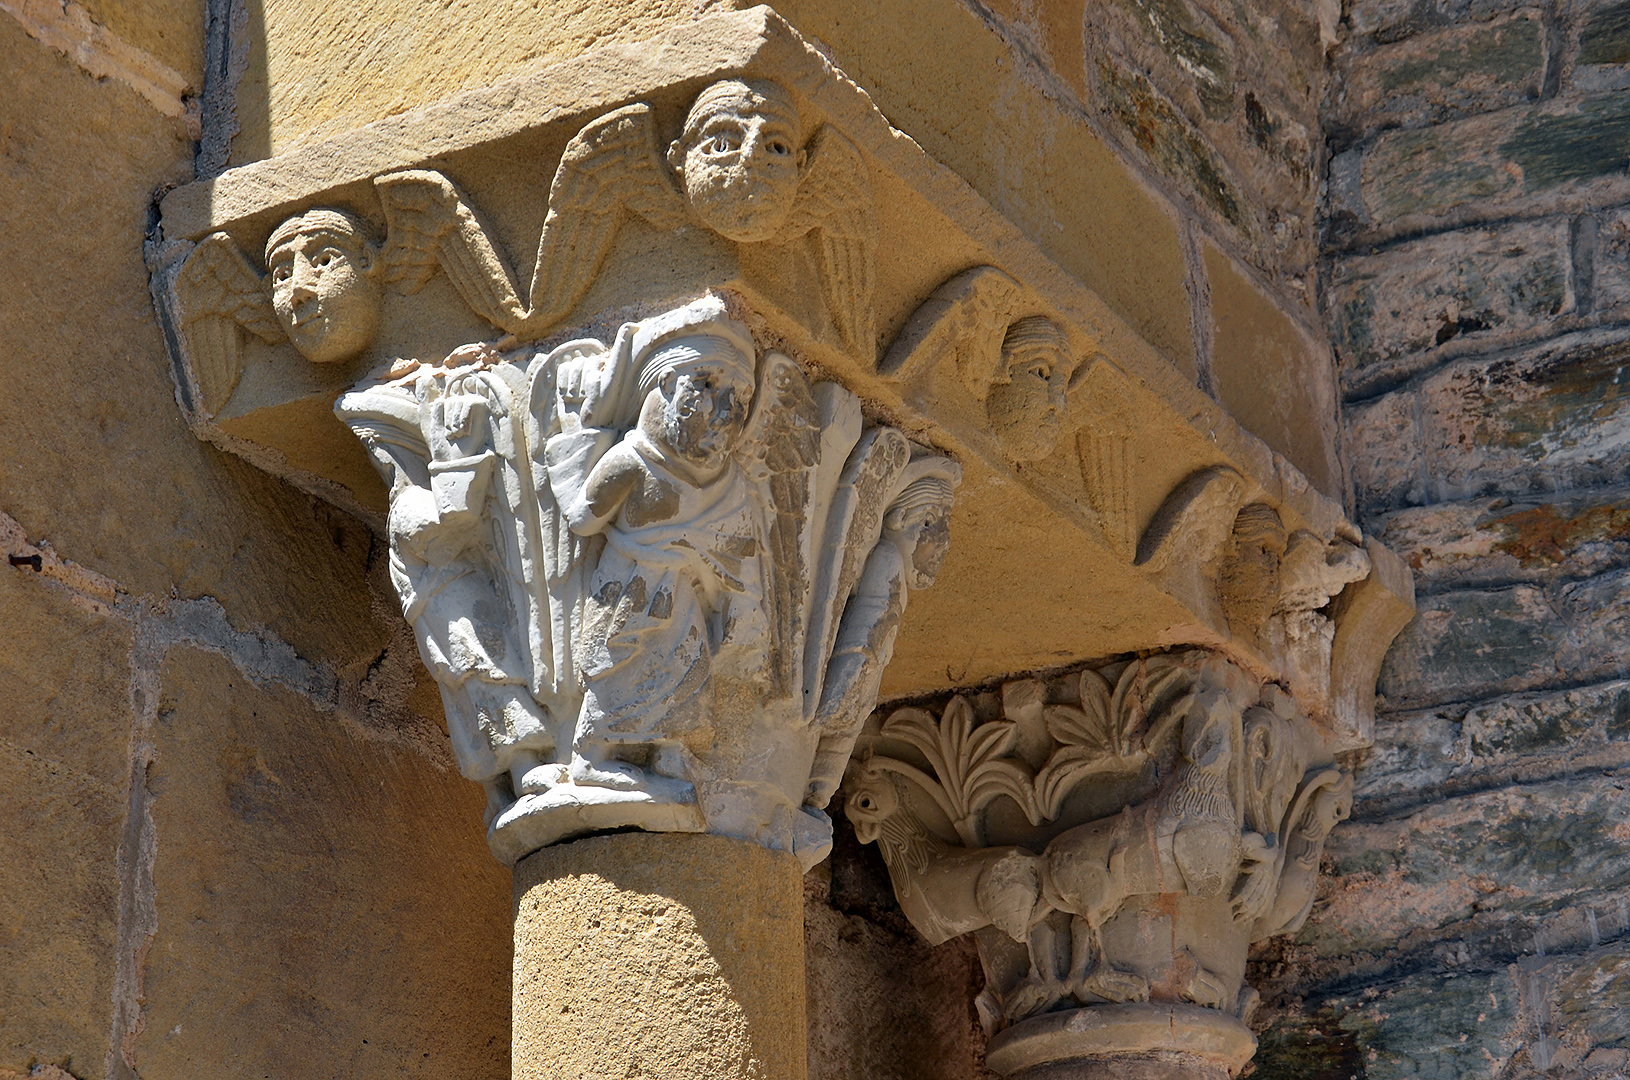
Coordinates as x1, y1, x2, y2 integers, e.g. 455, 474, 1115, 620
337, 291, 957, 866
546, 303, 794, 796
172, 208, 384, 415
374, 78, 876, 353
880, 266, 1098, 463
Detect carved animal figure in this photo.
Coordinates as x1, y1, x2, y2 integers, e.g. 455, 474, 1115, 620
845, 765, 1042, 945
1037, 686, 1243, 1008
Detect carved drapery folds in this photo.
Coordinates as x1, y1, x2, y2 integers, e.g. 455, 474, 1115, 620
337, 294, 956, 867
846, 651, 1352, 1076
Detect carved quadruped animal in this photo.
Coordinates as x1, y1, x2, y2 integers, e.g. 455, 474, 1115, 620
845, 650, 1354, 1033
373, 79, 876, 352
339, 292, 956, 868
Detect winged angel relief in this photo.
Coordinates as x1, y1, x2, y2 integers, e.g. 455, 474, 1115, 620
337, 295, 958, 867
170, 79, 876, 424
376, 78, 876, 350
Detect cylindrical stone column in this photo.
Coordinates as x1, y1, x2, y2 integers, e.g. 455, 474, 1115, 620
512, 831, 807, 1080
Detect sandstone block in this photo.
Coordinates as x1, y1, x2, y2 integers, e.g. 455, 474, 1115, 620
1328, 217, 1572, 383
0, 14, 383, 669
1206, 244, 1342, 496
0, 568, 133, 1077
138, 647, 511, 1080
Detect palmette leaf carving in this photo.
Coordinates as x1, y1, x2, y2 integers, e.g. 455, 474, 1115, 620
1035, 662, 1194, 819
876, 698, 1041, 846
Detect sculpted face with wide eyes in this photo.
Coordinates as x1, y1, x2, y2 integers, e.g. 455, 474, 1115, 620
265, 208, 383, 364
669, 79, 806, 244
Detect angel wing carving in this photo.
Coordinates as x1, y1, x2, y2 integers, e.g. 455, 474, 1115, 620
778, 125, 877, 356
741, 352, 824, 699
376, 170, 527, 330
879, 265, 1026, 389
524, 103, 688, 334
174, 233, 286, 416
375, 105, 687, 340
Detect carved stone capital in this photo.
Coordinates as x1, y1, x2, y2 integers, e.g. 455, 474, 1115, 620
148, 8, 1412, 880
845, 650, 1365, 1076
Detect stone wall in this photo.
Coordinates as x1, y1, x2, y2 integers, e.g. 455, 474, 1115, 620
0, 8, 510, 1078
1246, 0, 1630, 1072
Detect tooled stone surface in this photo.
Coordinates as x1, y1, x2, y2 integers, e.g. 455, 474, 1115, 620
337, 294, 957, 868
844, 650, 1353, 1073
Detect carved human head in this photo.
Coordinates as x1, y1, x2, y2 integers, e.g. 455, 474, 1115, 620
633, 300, 757, 472
1218, 503, 1287, 641
883, 458, 962, 589
669, 79, 805, 244
265, 208, 382, 364
987, 317, 1072, 462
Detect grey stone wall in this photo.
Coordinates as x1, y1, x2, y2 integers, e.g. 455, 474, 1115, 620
1247, 0, 1630, 1073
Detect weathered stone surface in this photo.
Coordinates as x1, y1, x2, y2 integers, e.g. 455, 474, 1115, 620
1098, 58, 1251, 235
1348, 331, 1630, 515
775, 0, 1199, 377
805, 872, 993, 1080
0, 14, 385, 670
1257, 937, 1630, 1078
1328, 218, 1572, 382
1206, 244, 1342, 496
1311, 773, 1630, 958
1570, 0, 1630, 92
1252, 968, 1525, 1079
138, 647, 511, 1079
77, 0, 205, 90
0, 567, 132, 1077
1378, 568, 1630, 709
1367, 487, 1630, 592
1357, 679, 1630, 808
513, 831, 806, 1080
1345, 0, 1534, 42
1334, 93, 1630, 243
1331, 11, 1545, 138
232, 0, 710, 162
